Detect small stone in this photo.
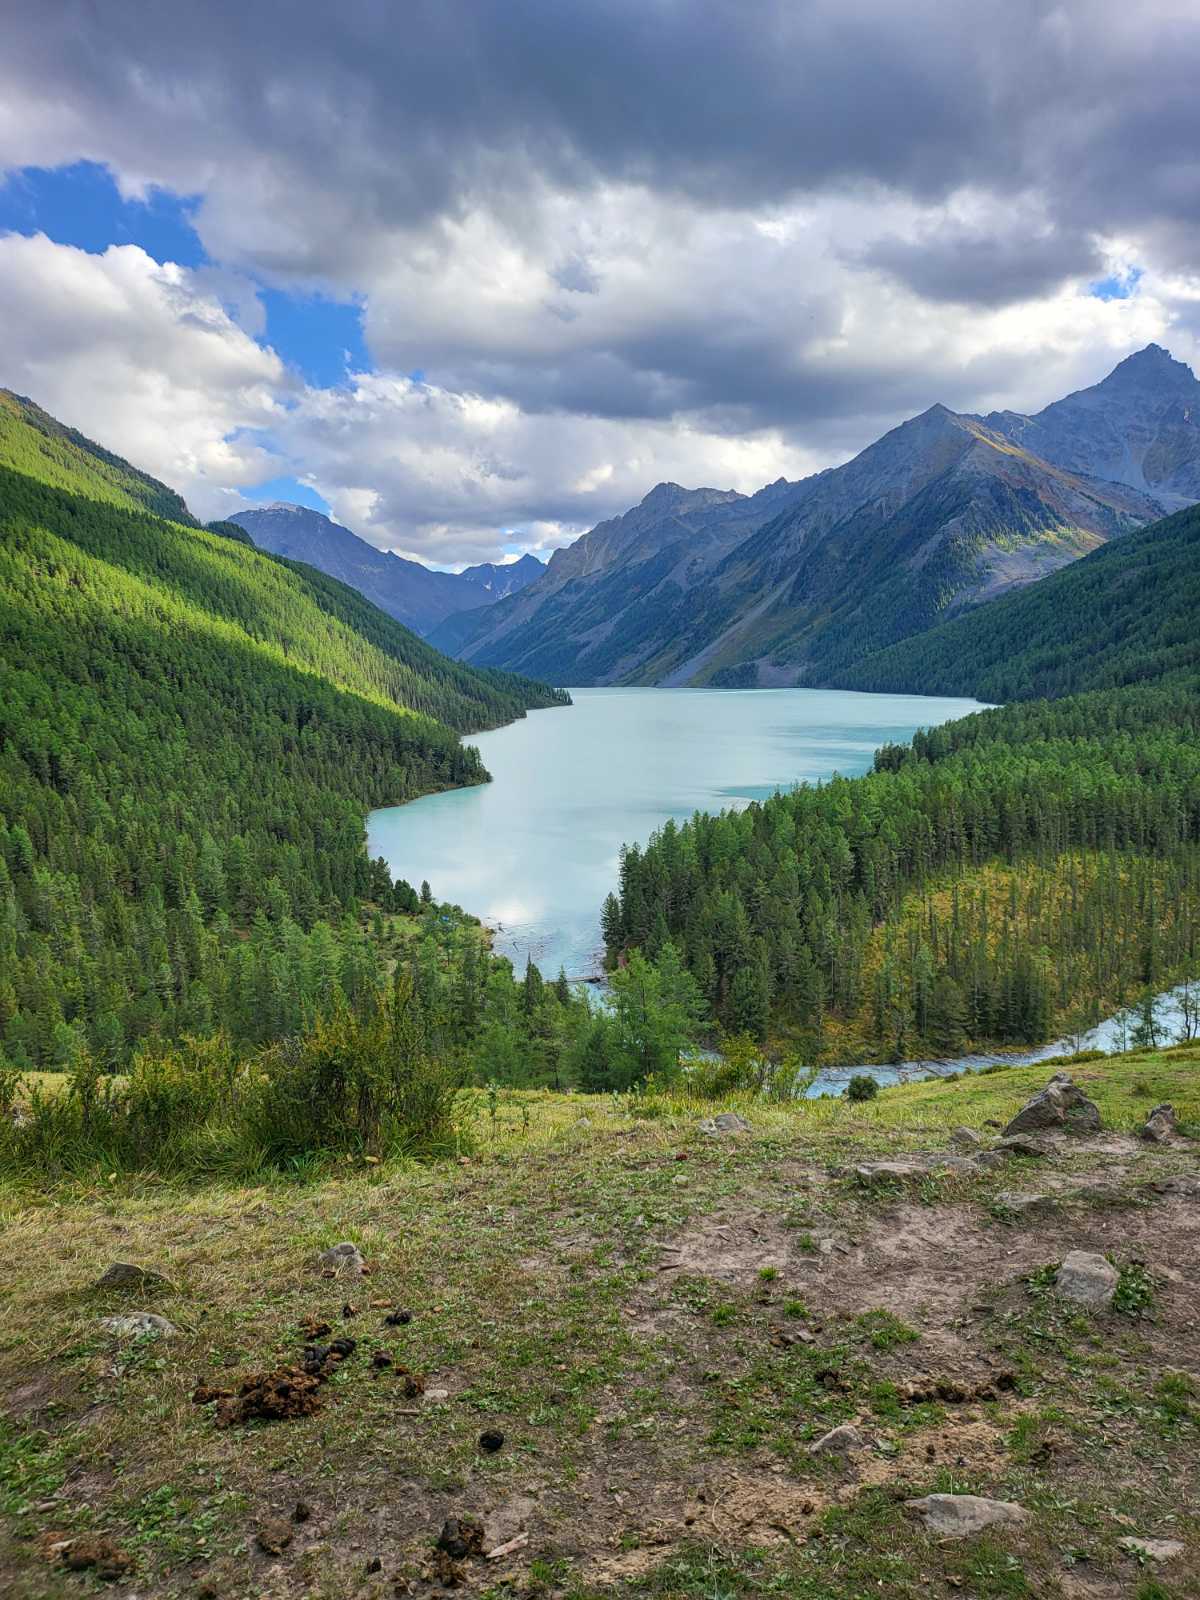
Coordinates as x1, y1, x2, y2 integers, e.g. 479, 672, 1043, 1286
906, 1494, 1027, 1537
853, 1160, 928, 1184
424, 1387, 451, 1402
698, 1112, 751, 1136
478, 1428, 505, 1453
1054, 1249, 1118, 1308
318, 1242, 365, 1276
1120, 1536, 1184, 1563
807, 1423, 864, 1456
94, 1261, 170, 1292
99, 1311, 178, 1338
365, 1556, 383, 1573
995, 1192, 1060, 1221
996, 1133, 1055, 1158
949, 1127, 982, 1149
1141, 1104, 1177, 1142
972, 1151, 1005, 1170
256, 1517, 293, 1557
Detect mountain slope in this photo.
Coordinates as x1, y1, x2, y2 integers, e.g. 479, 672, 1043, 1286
230, 503, 542, 636
447, 396, 1163, 685
0, 398, 565, 1072
430, 476, 805, 675
828, 501, 1200, 702
982, 343, 1200, 510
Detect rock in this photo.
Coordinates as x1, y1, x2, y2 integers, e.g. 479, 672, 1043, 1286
1054, 1249, 1118, 1308
424, 1387, 451, 1403
1141, 1103, 1177, 1142
996, 1133, 1055, 1158
905, 1494, 1027, 1537
99, 1311, 178, 1339
1120, 1536, 1184, 1563
1002, 1074, 1101, 1138
318, 1242, 365, 1276
699, 1112, 751, 1137
807, 1423, 864, 1456
478, 1428, 505, 1452
94, 1261, 170, 1292
995, 1191, 1060, 1221
853, 1160, 929, 1185
1145, 1176, 1200, 1198
256, 1517, 293, 1557
949, 1127, 983, 1149
972, 1151, 1006, 1170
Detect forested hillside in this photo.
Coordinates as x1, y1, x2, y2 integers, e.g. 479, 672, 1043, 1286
0, 404, 567, 1072
831, 502, 1200, 702
607, 681, 1200, 1060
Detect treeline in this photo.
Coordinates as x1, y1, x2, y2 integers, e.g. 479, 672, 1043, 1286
605, 681, 1200, 1059
0, 426, 564, 1072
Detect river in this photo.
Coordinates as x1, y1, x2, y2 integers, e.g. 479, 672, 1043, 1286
368, 685, 985, 979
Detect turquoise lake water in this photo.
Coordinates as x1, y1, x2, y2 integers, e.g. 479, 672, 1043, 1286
367, 685, 984, 981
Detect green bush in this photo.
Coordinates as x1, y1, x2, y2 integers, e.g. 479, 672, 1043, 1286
0, 979, 459, 1180
846, 1073, 880, 1102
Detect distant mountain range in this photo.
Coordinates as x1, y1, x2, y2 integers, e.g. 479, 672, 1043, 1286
229, 503, 544, 637
432, 344, 1200, 686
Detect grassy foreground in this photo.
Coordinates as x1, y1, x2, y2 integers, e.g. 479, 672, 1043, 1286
1, 1052, 1198, 1598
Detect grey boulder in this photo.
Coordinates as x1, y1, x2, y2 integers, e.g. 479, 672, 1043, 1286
1003, 1074, 1101, 1137
1054, 1249, 1118, 1308
1141, 1103, 1177, 1142
906, 1494, 1027, 1536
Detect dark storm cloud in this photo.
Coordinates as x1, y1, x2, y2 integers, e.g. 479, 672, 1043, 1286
858, 222, 1105, 308
4, 0, 1198, 279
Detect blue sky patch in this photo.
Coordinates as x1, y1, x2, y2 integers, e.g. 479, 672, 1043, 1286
1089, 266, 1143, 301
0, 161, 371, 390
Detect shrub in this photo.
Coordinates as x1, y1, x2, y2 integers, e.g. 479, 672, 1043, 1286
846, 1073, 880, 1102
0, 978, 459, 1180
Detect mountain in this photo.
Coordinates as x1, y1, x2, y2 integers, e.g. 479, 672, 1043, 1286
981, 344, 1200, 510
0, 390, 565, 1071
441, 375, 1169, 685
831, 499, 1200, 703
427, 475, 806, 670
229, 503, 541, 636
458, 552, 545, 599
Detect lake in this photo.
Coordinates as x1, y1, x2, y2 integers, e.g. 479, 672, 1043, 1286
367, 685, 984, 980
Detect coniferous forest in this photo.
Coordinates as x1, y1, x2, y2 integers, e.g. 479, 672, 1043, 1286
0, 392, 570, 1079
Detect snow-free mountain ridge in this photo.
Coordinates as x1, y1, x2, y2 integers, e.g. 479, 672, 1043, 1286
433, 347, 1195, 686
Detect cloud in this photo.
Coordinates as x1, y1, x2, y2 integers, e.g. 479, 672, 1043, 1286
1, 2, 1200, 560
0, 233, 287, 517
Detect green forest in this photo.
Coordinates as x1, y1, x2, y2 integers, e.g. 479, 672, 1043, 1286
0, 393, 569, 1080
605, 510, 1200, 1059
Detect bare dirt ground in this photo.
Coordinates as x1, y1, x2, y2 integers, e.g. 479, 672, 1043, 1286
1, 1060, 1199, 1598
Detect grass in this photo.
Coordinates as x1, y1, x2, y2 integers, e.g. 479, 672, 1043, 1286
1, 1050, 1198, 1597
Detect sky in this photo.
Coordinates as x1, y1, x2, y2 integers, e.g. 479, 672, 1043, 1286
1, 1, 1198, 566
